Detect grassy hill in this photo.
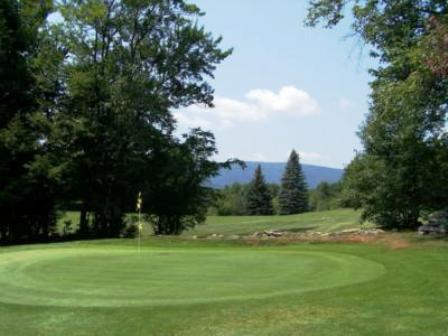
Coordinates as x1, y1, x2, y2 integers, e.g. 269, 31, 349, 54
187, 209, 365, 237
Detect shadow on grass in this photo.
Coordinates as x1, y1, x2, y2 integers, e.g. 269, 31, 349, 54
284, 226, 317, 233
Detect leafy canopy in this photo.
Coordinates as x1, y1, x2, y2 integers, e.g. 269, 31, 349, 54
307, 0, 448, 229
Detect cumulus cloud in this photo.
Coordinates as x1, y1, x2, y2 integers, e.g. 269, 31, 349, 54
245, 86, 320, 117
175, 86, 320, 128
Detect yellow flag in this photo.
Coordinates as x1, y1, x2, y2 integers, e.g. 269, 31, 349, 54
136, 192, 142, 211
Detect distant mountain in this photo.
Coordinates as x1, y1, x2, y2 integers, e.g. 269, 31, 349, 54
210, 161, 344, 189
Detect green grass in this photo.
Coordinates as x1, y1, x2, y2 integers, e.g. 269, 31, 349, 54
191, 208, 369, 236
2, 211, 447, 335
0, 237, 448, 335
0, 243, 383, 308
58, 208, 368, 236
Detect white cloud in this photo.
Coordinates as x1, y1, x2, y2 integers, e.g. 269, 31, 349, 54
245, 86, 320, 117
175, 86, 320, 129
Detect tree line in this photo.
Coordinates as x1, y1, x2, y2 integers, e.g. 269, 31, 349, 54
211, 180, 345, 217
0, 0, 239, 243
209, 150, 345, 216
3, 0, 445, 244
307, 0, 448, 229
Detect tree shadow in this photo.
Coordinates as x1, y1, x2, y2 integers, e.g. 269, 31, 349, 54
285, 226, 317, 233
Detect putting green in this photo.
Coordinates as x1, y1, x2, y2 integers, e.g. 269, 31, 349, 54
0, 246, 385, 307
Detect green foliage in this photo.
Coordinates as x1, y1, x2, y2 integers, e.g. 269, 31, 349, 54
245, 165, 273, 215
278, 150, 309, 215
0, 0, 57, 243
307, 0, 448, 229
122, 223, 138, 239
211, 183, 279, 216
269, 183, 281, 214
45, 0, 232, 237
309, 181, 343, 212
143, 129, 241, 235
0, 0, 236, 240
420, 15, 448, 77
210, 183, 248, 216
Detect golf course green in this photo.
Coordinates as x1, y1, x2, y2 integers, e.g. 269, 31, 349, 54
1, 237, 448, 335
0, 246, 384, 308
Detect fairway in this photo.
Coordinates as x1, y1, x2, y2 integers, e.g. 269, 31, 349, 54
0, 246, 383, 307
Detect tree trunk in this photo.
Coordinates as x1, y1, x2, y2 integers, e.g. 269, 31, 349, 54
79, 204, 89, 236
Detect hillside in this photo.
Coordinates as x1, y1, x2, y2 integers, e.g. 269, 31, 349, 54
185, 209, 363, 237
210, 161, 343, 189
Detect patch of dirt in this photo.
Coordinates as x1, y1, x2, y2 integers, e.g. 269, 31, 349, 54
375, 234, 411, 250
196, 228, 419, 249
201, 230, 413, 249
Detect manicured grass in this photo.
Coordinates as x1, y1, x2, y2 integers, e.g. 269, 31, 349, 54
0, 243, 382, 308
0, 237, 448, 335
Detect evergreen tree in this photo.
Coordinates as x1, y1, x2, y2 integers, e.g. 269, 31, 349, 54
245, 165, 273, 215
278, 150, 308, 215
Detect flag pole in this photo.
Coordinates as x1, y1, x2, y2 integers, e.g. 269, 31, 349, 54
138, 207, 141, 255
137, 192, 143, 255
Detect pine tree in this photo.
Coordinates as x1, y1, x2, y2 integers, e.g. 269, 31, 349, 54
245, 165, 273, 215
279, 150, 308, 215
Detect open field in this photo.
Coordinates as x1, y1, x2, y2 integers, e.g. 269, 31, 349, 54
190, 209, 370, 236
1, 230, 448, 335
58, 208, 369, 237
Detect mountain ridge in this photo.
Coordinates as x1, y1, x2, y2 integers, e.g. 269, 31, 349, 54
210, 161, 344, 189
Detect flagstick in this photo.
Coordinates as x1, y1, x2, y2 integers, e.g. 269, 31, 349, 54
136, 192, 143, 256
138, 208, 141, 255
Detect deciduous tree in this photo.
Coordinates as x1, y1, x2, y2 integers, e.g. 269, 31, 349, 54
51, 0, 233, 236
307, 0, 448, 229
0, 0, 55, 243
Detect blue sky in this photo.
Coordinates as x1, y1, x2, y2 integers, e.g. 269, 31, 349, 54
175, 0, 377, 168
